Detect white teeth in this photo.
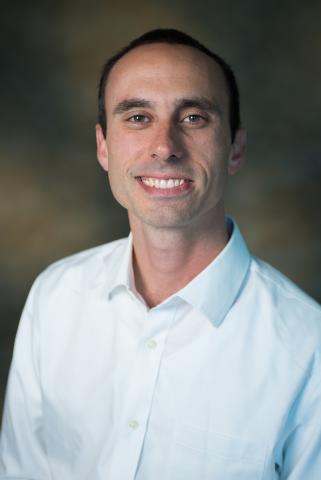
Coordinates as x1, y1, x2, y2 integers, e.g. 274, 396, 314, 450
141, 177, 186, 189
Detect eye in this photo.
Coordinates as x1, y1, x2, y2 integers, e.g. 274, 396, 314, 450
127, 114, 150, 123
182, 114, 207, 125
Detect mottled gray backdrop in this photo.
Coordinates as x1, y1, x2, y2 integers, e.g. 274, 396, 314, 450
1, 0, 320, 412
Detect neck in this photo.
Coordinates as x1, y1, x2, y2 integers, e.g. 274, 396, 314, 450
130, 213, 228, 308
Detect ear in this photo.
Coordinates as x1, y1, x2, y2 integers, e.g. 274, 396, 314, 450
228, 128, 246, 176
95, 124, 109, 171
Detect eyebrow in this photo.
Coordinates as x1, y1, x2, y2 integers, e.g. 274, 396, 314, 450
112, 98, 154, 115
174, 97, 222, 116
112, 96, 222, 116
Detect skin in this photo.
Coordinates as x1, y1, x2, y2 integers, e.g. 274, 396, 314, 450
96, 43, 246, 307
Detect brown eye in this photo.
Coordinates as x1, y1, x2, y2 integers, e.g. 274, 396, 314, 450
182, 114, 207, 125
185, 115, 200, 122
128, 115, 149, 123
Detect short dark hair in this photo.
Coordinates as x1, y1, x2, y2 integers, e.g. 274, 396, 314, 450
97, 28, 240, 142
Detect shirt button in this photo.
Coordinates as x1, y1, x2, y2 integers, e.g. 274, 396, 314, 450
128, 420, 139, 430
146, 339, 157, 350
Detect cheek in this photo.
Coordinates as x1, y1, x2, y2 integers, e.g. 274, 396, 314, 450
108, 132, 146, 171
192, 135, 228, 171
106, 137, 143, 208
194, 140, 230, 191
107, 166, 131, 210
105, 147, 129, 205
107, 166, 122, 199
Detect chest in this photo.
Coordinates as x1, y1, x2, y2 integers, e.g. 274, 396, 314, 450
39, 294, 299, 479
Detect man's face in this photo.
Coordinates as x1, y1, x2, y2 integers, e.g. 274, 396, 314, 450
96, 43, 245, 230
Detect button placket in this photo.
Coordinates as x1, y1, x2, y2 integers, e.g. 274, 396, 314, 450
118, 306, 177, 478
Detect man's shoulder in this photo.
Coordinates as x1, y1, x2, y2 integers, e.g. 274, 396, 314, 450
32, 237, 128, 296
250, 256, 320, 314
249, 256, 321, 368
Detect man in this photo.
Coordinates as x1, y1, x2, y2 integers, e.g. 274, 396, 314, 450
1, 29, 321, 480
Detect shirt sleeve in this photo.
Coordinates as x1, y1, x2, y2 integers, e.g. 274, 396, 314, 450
280, 365, 321, 479
0, 277, 51, 479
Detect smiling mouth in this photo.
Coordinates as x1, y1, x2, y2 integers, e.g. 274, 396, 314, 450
140, 177, 186, 188
136, 175, 193, 196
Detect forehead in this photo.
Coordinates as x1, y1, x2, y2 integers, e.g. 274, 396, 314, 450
105, 43, 228, 109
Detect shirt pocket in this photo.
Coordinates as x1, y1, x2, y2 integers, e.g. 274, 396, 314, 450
169, 422, 267, 480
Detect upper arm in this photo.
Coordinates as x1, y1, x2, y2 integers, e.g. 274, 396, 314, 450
0, 277, 51, 479
280, 368, 321, 479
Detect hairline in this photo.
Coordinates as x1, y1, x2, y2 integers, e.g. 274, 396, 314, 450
98, 31, 240, 141
108, 43, 228, 113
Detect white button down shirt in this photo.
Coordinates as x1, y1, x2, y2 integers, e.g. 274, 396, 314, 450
1, 219, 321, 479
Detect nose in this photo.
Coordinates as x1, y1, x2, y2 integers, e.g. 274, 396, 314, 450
149, 121, 183, 162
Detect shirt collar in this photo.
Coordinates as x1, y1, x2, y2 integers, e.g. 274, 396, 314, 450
177, 218, 251, 327
103, 232, 134, 297
103, 218, 251, 327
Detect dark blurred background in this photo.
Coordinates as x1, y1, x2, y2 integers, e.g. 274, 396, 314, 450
1, 0, 320, 413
